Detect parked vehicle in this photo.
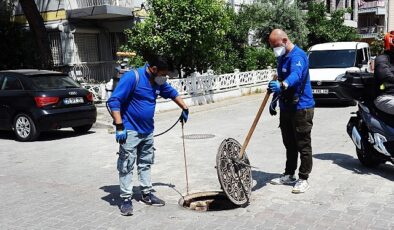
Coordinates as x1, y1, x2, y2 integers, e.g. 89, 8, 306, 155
0, 70, 97, 141
339, 71, 393, 167
308, 42, 371, 105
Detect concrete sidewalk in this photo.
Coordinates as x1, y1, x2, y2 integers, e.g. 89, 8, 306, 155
0, 94, 393, 230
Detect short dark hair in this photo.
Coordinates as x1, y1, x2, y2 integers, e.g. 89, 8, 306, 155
147, 55, 170, 70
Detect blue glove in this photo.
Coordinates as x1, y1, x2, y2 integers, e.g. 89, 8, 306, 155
115, 124, 127, 144
269, 100, 277, 116
268, 80, 282, 94
180, 108, 189, 123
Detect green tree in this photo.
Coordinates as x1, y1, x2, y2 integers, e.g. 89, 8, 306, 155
19, 0, 53, 69
0, 1, 39, 70
245, 0, 309, 49
306, 2, 360, 46
124, 0, 234, 76
223, 5, 276, 71
243, 46, 276, 71
370, 33, 385, 56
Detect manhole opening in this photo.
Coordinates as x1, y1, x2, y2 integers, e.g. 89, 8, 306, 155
183, 134, 216, 140
179, 191, 238, 212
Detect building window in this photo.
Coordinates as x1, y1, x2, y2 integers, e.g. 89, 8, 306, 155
74, 33, 100, 62
48, 32, 63, 66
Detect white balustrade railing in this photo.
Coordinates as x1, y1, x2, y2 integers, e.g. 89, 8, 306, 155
167, 69, 275, 96
81, 69, 276, 103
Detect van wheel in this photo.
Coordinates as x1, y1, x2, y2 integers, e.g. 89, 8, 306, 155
13, 113, 40, 142
72, 124, 93, 134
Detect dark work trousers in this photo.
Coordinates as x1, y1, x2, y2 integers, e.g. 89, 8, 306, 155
279, 108, 314, 180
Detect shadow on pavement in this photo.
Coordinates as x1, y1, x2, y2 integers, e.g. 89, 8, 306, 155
38, 130, 95, 141
252, 170, 281, 191
314, 153, 394, 181
100, 185, 142, 208
0, 130, 95, 142
100, 183, 180, 207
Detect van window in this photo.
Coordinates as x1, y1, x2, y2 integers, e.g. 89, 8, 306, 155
364, 47, 370, 60
356, 49, 364, 65
309, 50, 356, 69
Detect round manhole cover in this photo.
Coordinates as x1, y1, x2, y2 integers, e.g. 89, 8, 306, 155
183, 134, 216, 140
216, 138, 252, 206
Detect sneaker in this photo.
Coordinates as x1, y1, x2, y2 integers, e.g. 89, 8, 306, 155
120, 198, 133, 216
270, 174, 297, 185
292, 179, 310, 194
141, 193, 165, 206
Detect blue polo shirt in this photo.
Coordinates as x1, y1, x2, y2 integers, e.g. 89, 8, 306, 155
107, 65, 179, 135
276, 45, 315, 111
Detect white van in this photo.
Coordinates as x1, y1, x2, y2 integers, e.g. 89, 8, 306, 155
308, 42, 371, 104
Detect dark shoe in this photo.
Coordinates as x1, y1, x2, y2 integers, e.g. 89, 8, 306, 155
141, 193, 165, 206
120, 198, 133, 216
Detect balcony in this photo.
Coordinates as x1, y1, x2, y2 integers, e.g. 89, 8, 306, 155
358, 25, 385, 39
358, 1, 386, 15
66, 0, 138, 20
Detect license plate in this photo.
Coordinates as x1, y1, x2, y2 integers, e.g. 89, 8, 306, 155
64, 97, 84, 105
312, 89, 329, 94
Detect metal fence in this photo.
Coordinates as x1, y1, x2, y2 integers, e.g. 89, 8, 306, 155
69, 61, 117, 83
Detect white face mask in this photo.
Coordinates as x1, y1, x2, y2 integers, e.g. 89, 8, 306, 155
273, 45, 286, 57
154, 75, 167, 85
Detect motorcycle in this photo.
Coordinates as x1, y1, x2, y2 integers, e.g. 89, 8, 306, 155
339, 71, 394, 167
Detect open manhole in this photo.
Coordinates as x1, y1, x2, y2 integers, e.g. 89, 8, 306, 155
179, 191, 238, 211
183, 134, 216, 140
178, 138, 252, 212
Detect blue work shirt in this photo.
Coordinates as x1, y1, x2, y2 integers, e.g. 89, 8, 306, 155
276, 45, 315, 111
107, 65, 179, 135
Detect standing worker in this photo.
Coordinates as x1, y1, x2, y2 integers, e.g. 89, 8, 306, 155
373, 31, 394, 115
107, 55, 189, 216
267, 29, 315, 193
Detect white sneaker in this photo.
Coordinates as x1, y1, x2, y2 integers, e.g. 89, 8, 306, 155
270, 174, 297, 185
292, 179, 310, 194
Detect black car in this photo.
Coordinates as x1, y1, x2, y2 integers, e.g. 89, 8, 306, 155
0, 69, 97, 141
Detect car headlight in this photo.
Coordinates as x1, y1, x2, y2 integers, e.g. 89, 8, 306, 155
335, 74, 346, 82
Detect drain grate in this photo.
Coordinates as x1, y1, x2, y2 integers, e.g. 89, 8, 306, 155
183, 134, 216, 140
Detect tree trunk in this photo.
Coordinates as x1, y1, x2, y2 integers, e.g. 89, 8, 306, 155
19, 0, 53, 69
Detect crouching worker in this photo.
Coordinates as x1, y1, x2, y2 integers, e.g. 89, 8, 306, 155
107, 55, 189, 216
374, 31, 394, 115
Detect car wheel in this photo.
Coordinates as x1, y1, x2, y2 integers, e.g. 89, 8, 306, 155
13, 113, 40, 142
72, 124, 93, 134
